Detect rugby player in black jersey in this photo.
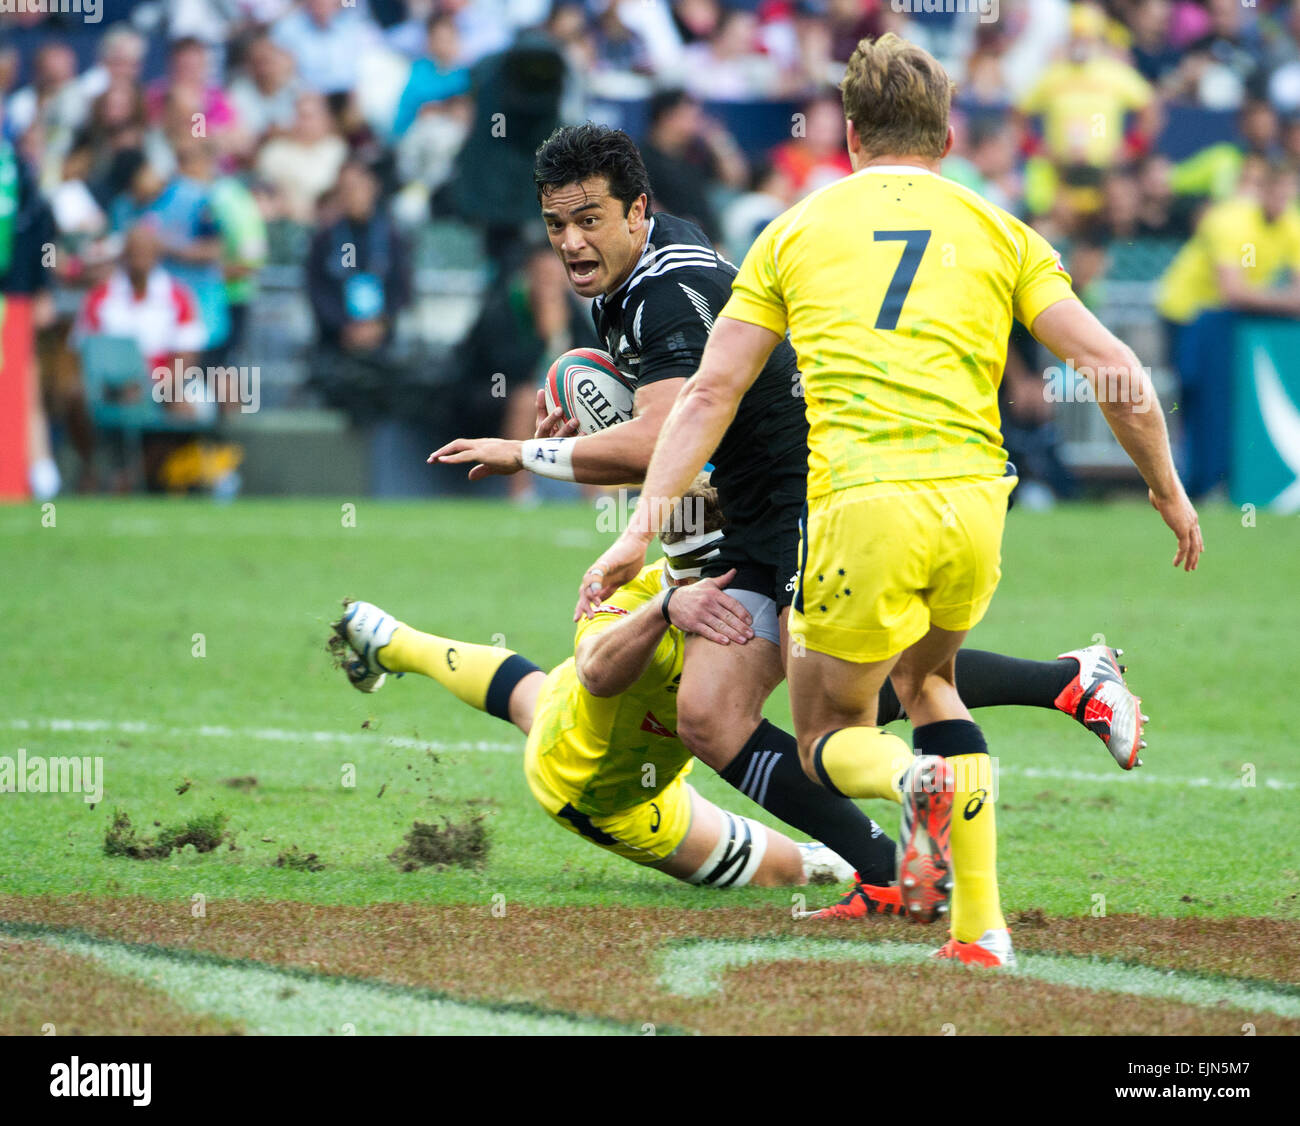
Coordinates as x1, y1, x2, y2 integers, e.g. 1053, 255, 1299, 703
430, 124, 1146, 918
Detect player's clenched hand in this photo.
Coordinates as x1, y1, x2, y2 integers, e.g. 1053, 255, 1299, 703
427, 437, 523, 480
663, 569, 753, 645
534, 389, 580, 439
1149, 487, 1204, 571
576, 531, 651, 621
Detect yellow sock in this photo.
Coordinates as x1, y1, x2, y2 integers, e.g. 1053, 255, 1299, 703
947, 752, 1005, 942
813, 726, 914, 803
378, 626, 516, 713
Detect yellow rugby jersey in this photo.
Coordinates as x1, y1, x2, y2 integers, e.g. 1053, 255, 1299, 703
528, 560, 693, 817
1157, 199, 1300, 325
723, 167, 1077, 497
1018, 57, 1154, 168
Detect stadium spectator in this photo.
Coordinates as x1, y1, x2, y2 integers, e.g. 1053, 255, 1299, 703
77, 25, 147, 104
769, 91, 854, 202
1134, 153, 1196, 239
272, 0, 381, 97
1016, 2, 1158, 217
1156, 161, 1300, 498
825, 0, 891, 65
144, 38, 240, 153
304, 160, 413, 422
682, 7, 791, 100
4, 43, 88, 145
208, 167, 268, 367
1169, 97, 1281, 201
74, 222, 208, 486
1126, 0, 1183, 89
1264, 0, 1300, 112
391, 12, 471, 138
108, 147, 228, 353
671, 0, 723, 45
943, 113, 1021, 213
72, 82, 150, 207
640, 89, 747, 243
1174, 0, 1268, 109
254, 91, 348, 224
227, 33, 302, 145
439, 28, 567, 266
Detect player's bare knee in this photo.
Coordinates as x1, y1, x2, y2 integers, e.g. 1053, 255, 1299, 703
675, 694, 745, 770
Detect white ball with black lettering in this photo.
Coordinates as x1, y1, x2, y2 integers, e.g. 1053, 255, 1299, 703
543, 348, 636, 435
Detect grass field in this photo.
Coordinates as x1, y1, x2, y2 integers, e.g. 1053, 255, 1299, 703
2, 496, 1298, 1035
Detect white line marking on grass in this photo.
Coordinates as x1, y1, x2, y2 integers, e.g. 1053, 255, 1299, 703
998, 763, 1297, 791
35, 932, 623, 1035
3, 718, 518, 754
6, 719, 1296, 790
657, 938, 1300, 1019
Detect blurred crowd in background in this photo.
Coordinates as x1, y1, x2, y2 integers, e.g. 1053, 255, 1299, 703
3, 0, 1300, 504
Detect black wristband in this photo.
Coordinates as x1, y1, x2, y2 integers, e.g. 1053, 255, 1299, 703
661, 587, 676, 626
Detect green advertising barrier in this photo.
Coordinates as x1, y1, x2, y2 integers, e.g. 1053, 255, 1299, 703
1232, 318, 1300, 514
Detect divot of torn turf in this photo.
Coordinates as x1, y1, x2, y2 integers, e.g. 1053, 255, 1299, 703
7, 925, 640, 1036
657, 937, 1300, 1020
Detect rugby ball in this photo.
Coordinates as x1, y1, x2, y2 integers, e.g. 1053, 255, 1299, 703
543, 348, 636, 435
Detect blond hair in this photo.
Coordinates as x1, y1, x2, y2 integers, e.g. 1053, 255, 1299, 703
839, 34, 955, 161
660, 474, 725, 545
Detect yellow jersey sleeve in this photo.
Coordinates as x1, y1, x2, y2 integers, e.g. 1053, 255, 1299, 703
1200, 205, 1252, 271
722, 215, 789, 336
1112, 59, 1155, 109
1014, 222, 1077, 329
572, 560, 677, 678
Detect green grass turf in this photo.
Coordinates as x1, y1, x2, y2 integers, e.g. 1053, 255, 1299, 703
1, 497, 1296, 919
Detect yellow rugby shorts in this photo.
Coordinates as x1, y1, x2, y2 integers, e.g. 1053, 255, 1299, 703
790, 473, 1017, 663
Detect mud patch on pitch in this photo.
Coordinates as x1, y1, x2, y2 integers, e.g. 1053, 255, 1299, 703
0, 897, 1296, 1035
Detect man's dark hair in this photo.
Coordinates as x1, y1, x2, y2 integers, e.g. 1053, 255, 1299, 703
647, 88, 692, 129
534, 123, 652, 216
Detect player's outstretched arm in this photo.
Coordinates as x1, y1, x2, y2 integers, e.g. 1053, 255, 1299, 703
429, 380, 683, 485
1030, 297, 1204, 571
575, 318, 782, 618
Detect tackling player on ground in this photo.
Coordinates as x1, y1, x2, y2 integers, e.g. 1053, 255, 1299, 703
331, 480, 877, 893
578, 36, 1201, 965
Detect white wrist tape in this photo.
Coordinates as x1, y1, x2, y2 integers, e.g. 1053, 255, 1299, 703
521, 437, 577, 481
686, 811, 768, 888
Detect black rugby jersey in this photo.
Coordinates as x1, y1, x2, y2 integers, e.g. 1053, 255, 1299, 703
591, 213, 808, 544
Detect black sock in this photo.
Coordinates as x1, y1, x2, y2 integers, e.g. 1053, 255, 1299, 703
484, 654, 541, 722
719, 720, 896, 885
953, 650, 1076, 711
913, 718, 989, 758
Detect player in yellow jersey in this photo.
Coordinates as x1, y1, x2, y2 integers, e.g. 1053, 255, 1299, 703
579, 34, 1201, 966
1157, 161, 1300, 497
329, 481, 886, 892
